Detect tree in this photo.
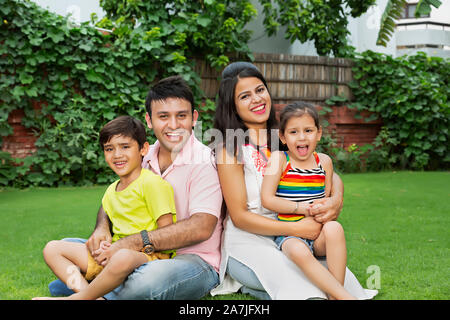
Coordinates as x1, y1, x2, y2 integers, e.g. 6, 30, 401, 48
0, 0, 259, 187
97, 0, 257, 76
376, 0, 442, 46
258, 0, 376, 57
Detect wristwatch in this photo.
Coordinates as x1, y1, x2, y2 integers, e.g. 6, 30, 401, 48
140, 230, 155, 255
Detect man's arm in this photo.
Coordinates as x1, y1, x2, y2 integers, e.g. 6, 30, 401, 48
86, 205, 112, 256
115, 212, 218, 252
150, 213, 218, 250
309, 172, 344, 223
95, 213, 217, 266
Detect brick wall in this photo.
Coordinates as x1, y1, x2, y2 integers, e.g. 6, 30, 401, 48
2, 103, 381, 159
2, 109, 37, 159
322, 105, 382, 148
273, 104, 382, 149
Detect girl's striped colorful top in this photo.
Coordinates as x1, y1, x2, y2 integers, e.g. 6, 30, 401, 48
276, 151, 326, 222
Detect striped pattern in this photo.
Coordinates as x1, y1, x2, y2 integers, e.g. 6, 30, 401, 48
276, 151, 325, 222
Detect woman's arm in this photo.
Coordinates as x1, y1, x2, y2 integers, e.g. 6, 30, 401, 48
310, 170, 344, 223
318, 153, 334, 197
217, 148, 321, 239
261, 151, 311, 215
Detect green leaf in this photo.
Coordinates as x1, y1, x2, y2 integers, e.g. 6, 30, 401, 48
103, 111, 115, 120
48, 30, 65, 43
79, 43, 93, 52
75, 63, 88, 71
29, 37, 44, 46
85, 150, 97, 160
25, 86, 38, 97
19, 73, 33, 84
59, 73, 69, 81
85, 70, 103, 83
141, 42, 153, 51
53, 90, 67, 100
377, 0, 406, 47
28, 172, 45, 184
197, 15, 211, 27
11, 86, 25, 99
415, 0, 442, 17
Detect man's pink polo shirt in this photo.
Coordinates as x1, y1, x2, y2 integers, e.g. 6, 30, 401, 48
141, 133, 223, 272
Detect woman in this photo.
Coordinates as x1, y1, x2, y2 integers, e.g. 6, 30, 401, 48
210, 61, 377, 300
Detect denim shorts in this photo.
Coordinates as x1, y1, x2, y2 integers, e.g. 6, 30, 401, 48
274, 235, 315, 254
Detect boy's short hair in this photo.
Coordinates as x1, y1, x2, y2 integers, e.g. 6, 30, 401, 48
99, 115, 147, 150
145, 75, 195, 117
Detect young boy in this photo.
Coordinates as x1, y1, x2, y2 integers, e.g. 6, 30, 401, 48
34, 115, 176, 300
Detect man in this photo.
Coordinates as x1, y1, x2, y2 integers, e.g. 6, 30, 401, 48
49, 76, 223, 299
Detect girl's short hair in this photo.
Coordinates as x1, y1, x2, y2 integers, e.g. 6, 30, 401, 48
213, 62, 279, 156
279, 101, 321, 134
99, 115, 147, 150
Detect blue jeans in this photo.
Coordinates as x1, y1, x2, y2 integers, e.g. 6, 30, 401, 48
48, 238, 219, 300
227, 257, 271, 300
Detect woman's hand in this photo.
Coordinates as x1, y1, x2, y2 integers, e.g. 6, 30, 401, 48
309, 171, 344, 223
309, 197, 342, 223
291, 217, 323, 240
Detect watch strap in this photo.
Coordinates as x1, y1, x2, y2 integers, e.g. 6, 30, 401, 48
140, 230, 151, 247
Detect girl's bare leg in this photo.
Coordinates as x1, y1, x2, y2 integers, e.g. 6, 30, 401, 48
282, 238, 355, 300
313, 221, 348, 287
67, 248, 149, 300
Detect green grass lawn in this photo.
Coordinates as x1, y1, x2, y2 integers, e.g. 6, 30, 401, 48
0, 171, 449, 300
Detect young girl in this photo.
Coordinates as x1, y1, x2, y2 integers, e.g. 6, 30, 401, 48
261, 101, 355, 300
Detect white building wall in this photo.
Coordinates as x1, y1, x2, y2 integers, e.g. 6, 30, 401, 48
31, 0, 105, 25
347, 0, 397, 55
246, 0, 450, 58
246, 0, 398, 57
400, 0, 450, 24
395, 0, 450, 58
245, 0, 318, 56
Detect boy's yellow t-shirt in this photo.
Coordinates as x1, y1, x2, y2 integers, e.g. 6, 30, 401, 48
102, 168, 176, 243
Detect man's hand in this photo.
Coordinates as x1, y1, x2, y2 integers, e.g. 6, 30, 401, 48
86, 226, 112, 261
309, 197, 342, 223
86, 205, 112, 262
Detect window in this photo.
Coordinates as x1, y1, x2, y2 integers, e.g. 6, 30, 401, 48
400, 3, 431, 19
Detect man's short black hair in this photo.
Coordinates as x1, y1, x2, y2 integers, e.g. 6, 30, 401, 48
145, 75, 195, 118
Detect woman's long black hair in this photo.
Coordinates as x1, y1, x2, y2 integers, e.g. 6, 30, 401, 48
213, 62, 279, 159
